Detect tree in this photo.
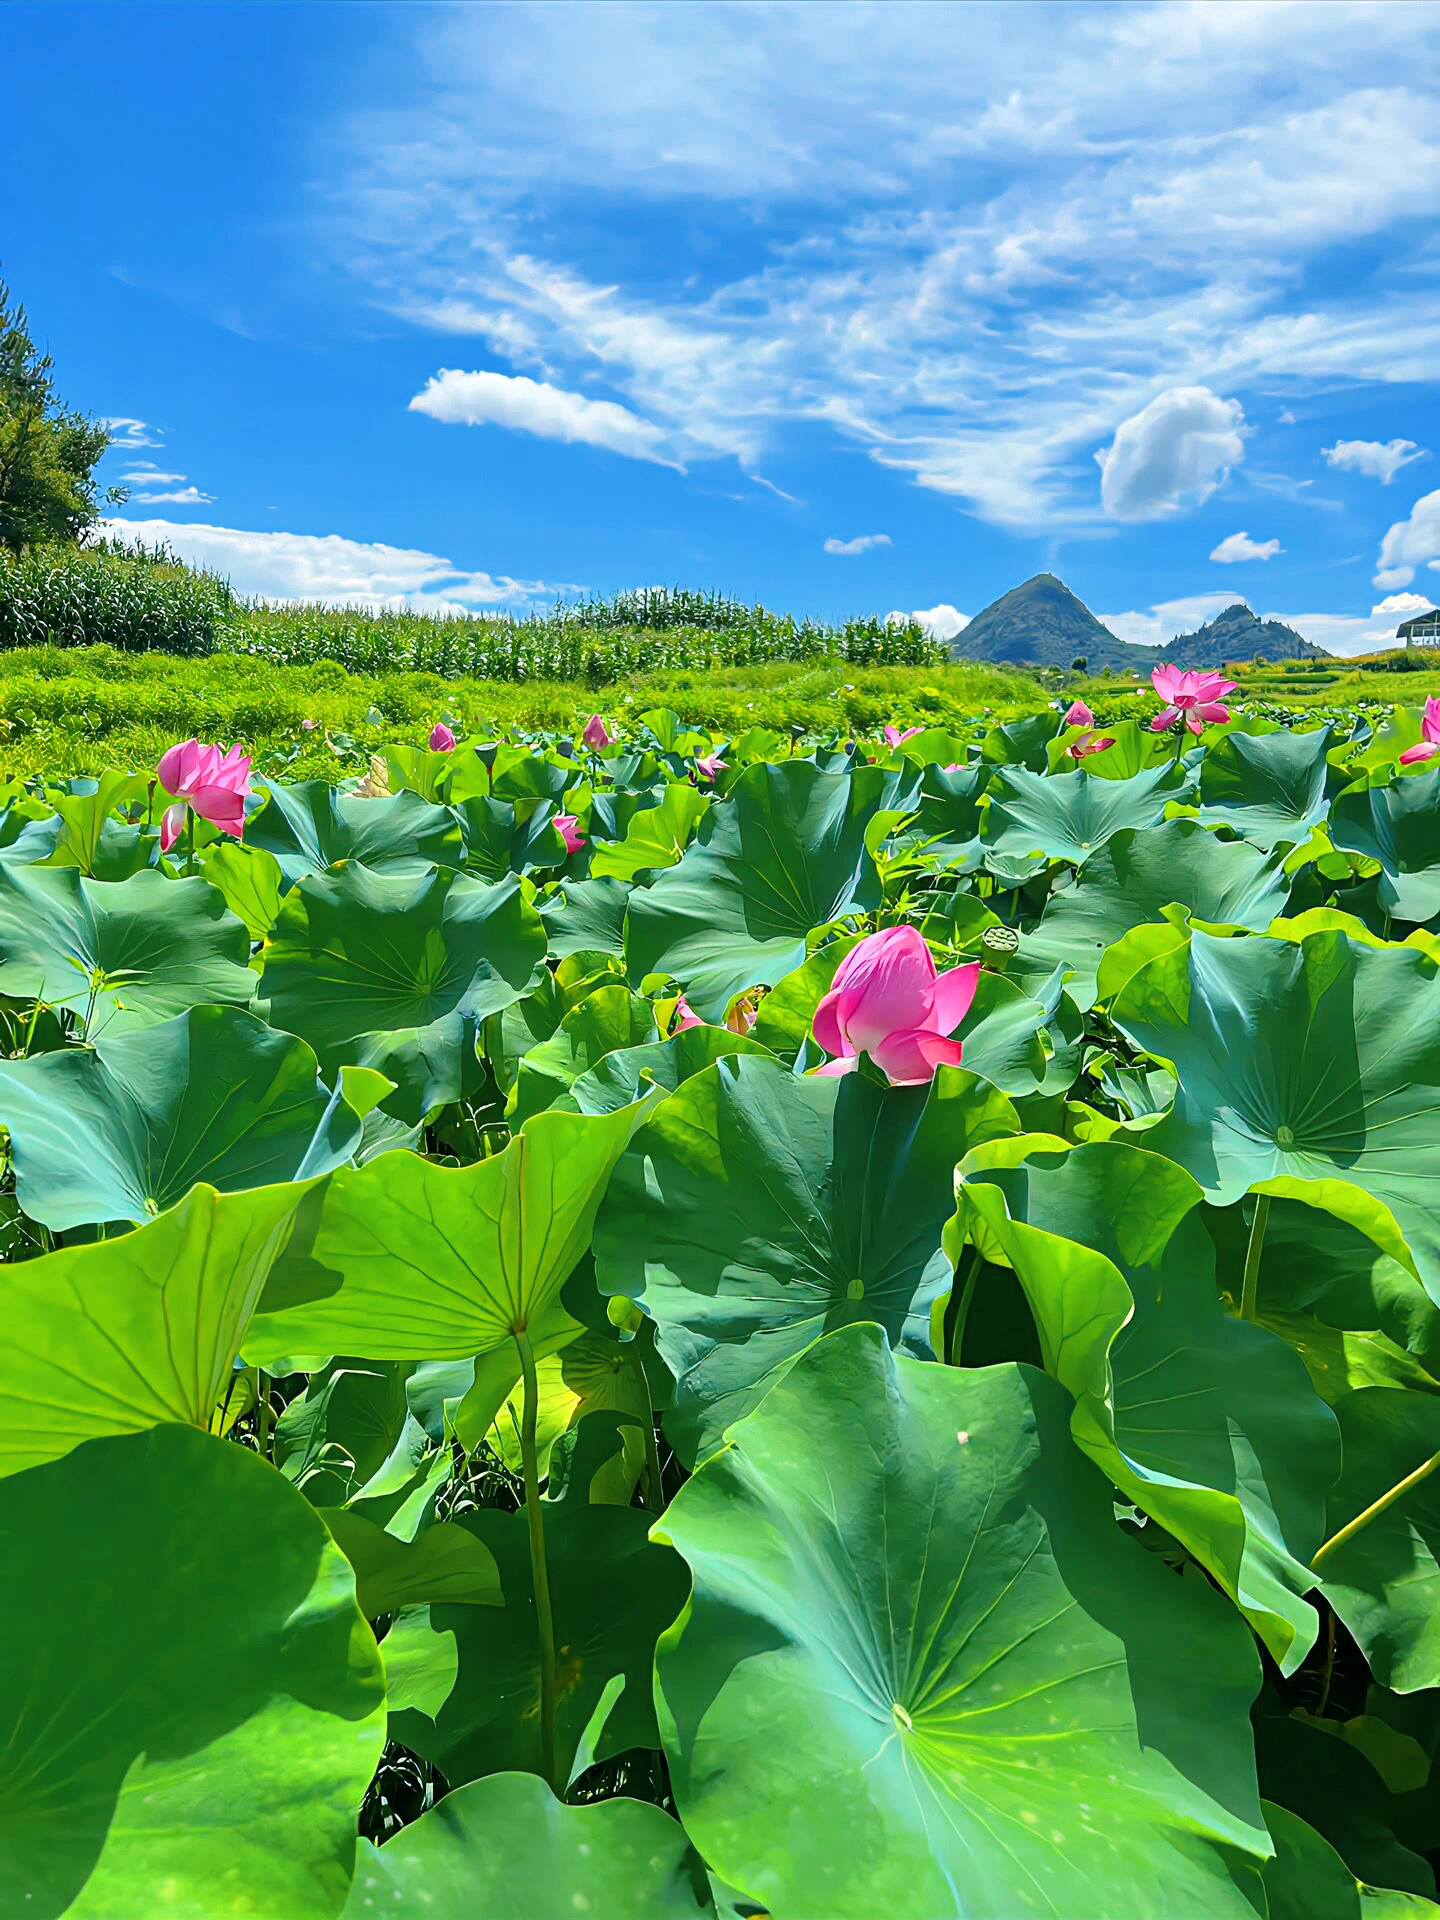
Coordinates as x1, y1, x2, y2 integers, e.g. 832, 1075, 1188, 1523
0, 276, 124, 553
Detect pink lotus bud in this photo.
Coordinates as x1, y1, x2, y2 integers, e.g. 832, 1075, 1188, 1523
810, 926, 979, 1086
428, 723, 457, 752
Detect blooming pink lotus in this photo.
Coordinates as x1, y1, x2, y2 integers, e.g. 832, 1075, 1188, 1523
812, 926, 979, 1086
553, 812, 586, 855
1066, 731, 1115, 761
582, 713, 612, 751
157, 739, 251, 853
300, 717, 317, 731
883, 724, 923, 748
1149, 664, 1237, 736
694, 751, 728, 782
1399, 697, 1440, 765
1063, 699, 1095, 728
428, 722, 457, 751
671, 992, 705, 1033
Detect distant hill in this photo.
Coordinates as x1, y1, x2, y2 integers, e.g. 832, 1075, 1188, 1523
946, 573, 1324, 671
1168, 601, 1321, 664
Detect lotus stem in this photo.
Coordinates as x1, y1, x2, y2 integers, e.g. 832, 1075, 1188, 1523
515, 1327, 559, 1789
947, 1247, 981, 1367
1239, 1194, 1270, 1321
1313, 1444, 1440, 1571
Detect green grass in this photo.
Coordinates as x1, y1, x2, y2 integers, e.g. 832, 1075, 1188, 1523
0, 644, 1054, 777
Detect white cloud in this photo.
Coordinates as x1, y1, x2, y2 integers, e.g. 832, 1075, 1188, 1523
1096, 388, 1246, 521
1210, 530, 1282, 563
408, 368, 681, 468
129, 485, 215, 506
1279, 409, 1298, 425
1322, 437, 1427, 483
1100, 593, 1244, 650
102, 417, 161, 450
120, 465, 188, 487
1375, 489, 1440, 588
888, 604, 968, 642
824, 533, 891, 556
101, 517, 573, 610
329, 10, 1440, 528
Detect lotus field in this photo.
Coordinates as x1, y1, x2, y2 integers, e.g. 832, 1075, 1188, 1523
11, 674, 1440, 1919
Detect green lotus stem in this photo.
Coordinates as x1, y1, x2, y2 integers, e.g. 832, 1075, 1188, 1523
947, 1247, 981, 1367
643, 1413, 665, 1514
515, 1328, 559, 1790
1239, 1194, 1270, 1321
1313, 1444, 1440, 1570
254, 1368, 272, 1460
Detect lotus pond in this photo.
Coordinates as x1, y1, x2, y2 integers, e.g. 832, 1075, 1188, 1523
7, 694, 1440, 1918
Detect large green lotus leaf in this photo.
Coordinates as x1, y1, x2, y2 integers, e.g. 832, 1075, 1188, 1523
594, 1055, 1018, 1464
886, 762, 991, 873
259, 863, 546, 1121
245, 780, 462, 885
980, 710, 1060, 768
320, 1510, 502, 1616
246, 1100, 656, 1376
0, 1424, 385, 1920
1020, 819, 1293, 1010
1042, 718, 1176, 780
960, 1137, 1337, 1669
387, 1501, 687, 1787
343, 1774, 711, 1919
1258, 1802, 1426, 1920
1330, 769, 1440, 926
1197, 726, 1338, 848
202, 837, 285, 938
981, 760, 1183, 866
654, 1324, 1269, 1920
274, 1358, 414, 1503
37, 772, 155, 878
590, 782, 711, 882
1255, 1711, 1436, 1897
560, 1023, 771, 1116
623, 760, 888, 1019
1320, 1388, 1440, 1692
451, 793, 560, 881
537, 874, 632, 958
0, 863, 254, 1038
0, 1180, 307, 1477
1111, 928, 1440, 1299
949, 967, 1051, 1094
0, 1005, 362, 1230
509, 982, 659, 1122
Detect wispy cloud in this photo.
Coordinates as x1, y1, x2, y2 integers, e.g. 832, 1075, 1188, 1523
824, 533, 891, 556
1323, 437, 1428, 483
102, 517, 575, 610
102, 417, 161, 450
329, 4, 1440, 528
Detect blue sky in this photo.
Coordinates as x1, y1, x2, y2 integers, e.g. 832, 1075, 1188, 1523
9, 0, 1440, 654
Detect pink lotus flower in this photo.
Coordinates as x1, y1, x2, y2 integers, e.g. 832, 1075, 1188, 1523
671, 993, 705, 1033
553, 812, 586, 855
157, 739, 251, 853
428, 722, 457, 751
694, 751, 728, 782
1063, 699, 1095, 728
300, 717, 317, 731
1399, 697, 1440, 765
1149, 664, 1237, 736
883, 724, 923, 748
582, 713, 612, 751
1066, 730, 1115, 760
812, 926, 979, 1086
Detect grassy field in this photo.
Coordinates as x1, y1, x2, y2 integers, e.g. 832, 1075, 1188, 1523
3, 541, 1437, 776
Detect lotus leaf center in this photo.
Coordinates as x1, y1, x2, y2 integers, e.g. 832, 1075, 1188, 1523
846, 1277, 865, 1301
1276, 1124, 1295, 1147
892, 1703, 913, 1731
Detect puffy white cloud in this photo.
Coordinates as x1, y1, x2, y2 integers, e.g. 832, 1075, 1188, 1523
408, 368, 681, 468
824, 533, 891, 556
1095, 388, 1245, 521
1323, 437, 1427, 483
101, 417, 161, 450
888, 604, 968, 642
101, 517, 571, 610
1374, 489, 1440, 588
1210, 530, 1282, 563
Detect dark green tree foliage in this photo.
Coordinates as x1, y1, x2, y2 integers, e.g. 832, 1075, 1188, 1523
0, 275, 120, 552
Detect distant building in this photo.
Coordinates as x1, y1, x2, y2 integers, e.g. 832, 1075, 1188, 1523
1398, 608, 1440, 647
